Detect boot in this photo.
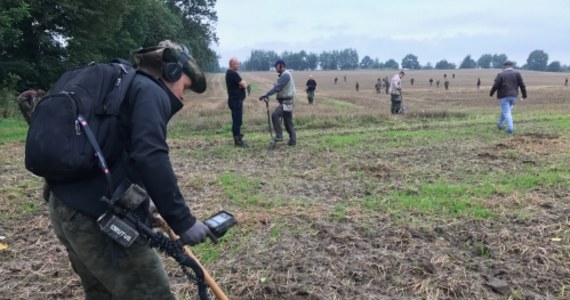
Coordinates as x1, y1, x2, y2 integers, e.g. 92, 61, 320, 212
233, 135, 248, 148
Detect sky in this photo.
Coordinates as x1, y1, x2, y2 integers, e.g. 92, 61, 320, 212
212, 0, 570, 68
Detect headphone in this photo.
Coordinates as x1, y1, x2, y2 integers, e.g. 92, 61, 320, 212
162, 45, 191, 82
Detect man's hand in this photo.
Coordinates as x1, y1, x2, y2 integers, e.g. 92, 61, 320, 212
259, 96, 269, 103
179, 220, 213, 246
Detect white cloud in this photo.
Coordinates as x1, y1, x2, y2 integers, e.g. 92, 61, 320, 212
213, 1, 570, 66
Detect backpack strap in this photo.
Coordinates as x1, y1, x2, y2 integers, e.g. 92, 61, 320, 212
77, 114, 114, 198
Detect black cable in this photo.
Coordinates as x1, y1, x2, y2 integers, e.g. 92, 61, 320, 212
118, 209, 210, 300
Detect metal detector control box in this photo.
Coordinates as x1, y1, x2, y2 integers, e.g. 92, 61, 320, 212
204, 210, 236, 238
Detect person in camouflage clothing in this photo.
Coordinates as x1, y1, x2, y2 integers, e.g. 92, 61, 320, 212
17, 89, 45, 123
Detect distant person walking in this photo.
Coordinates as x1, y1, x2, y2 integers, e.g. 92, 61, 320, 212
389, 71, 405, 114
384, 77, 389, 94
305, 75, 317, 104
410, 78, 415, 86
355, 81, 359, 92
490, 61, 527, 134
429, 78, 433, 87
452, 73, 455, 79
334, 77, 338, 85
444, 80, 450, 90
247, 83, 252, 96
259, 59, 297, 146
343, 74, 347, 83
375, 79, 382, 94
565, 78, 568, 87
225, 57, 249, 147
436, 80, 440, 88
477, 77, 481, 89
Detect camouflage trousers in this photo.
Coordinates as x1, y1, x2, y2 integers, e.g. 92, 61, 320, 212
49, 194, 176, 300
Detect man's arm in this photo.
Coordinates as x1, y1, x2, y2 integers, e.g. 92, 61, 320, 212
490, 75, 501, 97
128, 83, 195, 235
238, 79, 247, 89
231, 71, 247, 89
517, 73, 527, 99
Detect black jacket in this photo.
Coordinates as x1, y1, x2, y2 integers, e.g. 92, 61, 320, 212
490, 68, 527, 99
49, 71, 195, 235
306, 79, 317, 91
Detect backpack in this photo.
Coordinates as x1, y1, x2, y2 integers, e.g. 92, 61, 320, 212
25, 59, 136, 181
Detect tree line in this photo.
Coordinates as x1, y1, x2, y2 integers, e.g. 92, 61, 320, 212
0, 0, 220, 92
243, 48, 570, 72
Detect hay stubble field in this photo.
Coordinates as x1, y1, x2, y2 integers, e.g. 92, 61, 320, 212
1, 68, 570, 300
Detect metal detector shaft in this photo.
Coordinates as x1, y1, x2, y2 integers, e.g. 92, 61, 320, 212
154, 216, 229, 300
265, 101, 273, 139
265, 100, 276, 149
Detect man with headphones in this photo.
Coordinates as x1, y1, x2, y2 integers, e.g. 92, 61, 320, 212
47, 40, 211, 299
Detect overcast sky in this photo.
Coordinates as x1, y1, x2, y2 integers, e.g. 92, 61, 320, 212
212, 0, 570, 68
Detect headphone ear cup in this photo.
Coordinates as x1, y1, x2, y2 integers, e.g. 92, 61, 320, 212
162, 62, 182, 82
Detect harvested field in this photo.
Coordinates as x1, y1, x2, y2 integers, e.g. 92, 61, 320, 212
1, 69, 570, 300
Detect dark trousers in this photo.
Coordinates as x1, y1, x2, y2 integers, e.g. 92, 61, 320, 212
271, 104, 296, 142
228, 98, 244, 136
391, 94, 402, 114
306, 90, 315, 104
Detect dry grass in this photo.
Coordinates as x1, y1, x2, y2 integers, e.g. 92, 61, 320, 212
1, 69, 570, 300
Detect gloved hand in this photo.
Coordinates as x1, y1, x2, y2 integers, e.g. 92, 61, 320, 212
259, 96, 269, 103
179, 220, 213, 246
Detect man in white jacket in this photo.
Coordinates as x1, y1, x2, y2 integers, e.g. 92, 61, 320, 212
389, 70, 405, 114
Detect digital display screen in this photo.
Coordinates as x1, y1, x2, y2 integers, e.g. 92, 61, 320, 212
205, 213, 231, 227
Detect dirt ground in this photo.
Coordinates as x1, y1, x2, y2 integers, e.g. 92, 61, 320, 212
1, 69, 570, 300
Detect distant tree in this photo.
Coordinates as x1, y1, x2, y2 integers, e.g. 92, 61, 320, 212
164, 0, 219, 71
338, 48, 359, 70
491, 54, 508, 68
547, 61, 562, 72
319, 50, 338, 70
281, 50, 306, 70
401, 54, 420, 69
0, 2, 29, 46
369, 58, 383, 69
243, 49, 278, 71
435, 60, 456, 70
360, 55, 374, 69
459, 55, 477, 69
305, 52, 319, 70
477, 54, 493, 68
384, 59, 399, 69
423, 62, 434, 70
526, 50, 549, 71
0, 0, 221, 89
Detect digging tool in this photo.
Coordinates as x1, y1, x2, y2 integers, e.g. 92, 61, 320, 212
154, 215, 229, 300
264, 99, 277, 150
399, 91, 409, 115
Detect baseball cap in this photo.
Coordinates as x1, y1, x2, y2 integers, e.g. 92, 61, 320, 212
502, 61, 513, 67
274, 59, 286, 67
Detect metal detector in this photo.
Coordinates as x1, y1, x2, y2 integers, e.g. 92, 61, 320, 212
264, 100, 277, 150
399, 92, 409, 115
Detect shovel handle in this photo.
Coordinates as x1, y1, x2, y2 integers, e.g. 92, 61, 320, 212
155, 216, 229, 300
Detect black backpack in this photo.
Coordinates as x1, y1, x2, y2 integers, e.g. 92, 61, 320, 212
25, 59, 136, 181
